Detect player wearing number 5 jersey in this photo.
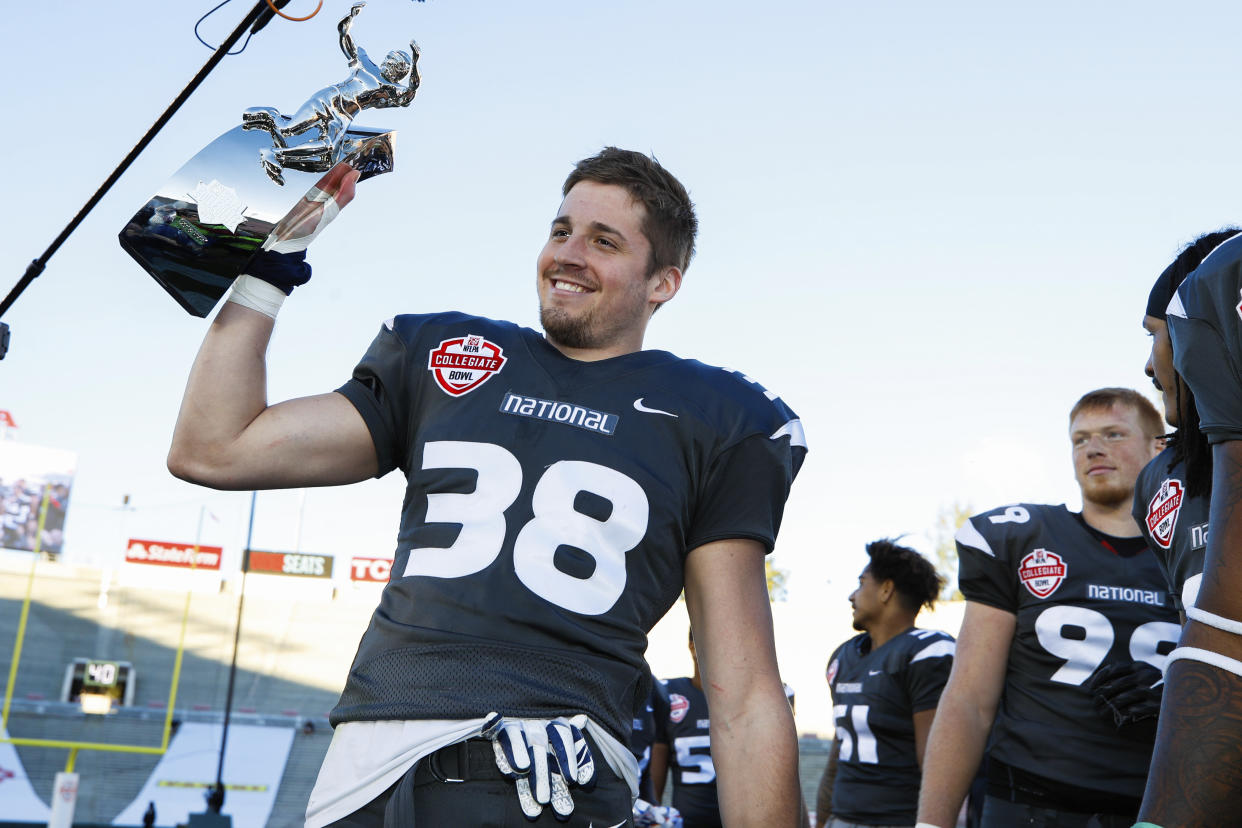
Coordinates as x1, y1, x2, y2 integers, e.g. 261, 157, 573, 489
169, 148, 806, 827
917, 389, 1178, 828
818, 539, 953, 828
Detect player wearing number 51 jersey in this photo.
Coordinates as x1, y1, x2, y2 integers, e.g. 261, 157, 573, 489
918, 389, 1178, 828
818, 539, 953, 828
170, 148, 806, 827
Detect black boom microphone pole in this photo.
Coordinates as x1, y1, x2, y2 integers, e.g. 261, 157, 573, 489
0, 0, 294, 361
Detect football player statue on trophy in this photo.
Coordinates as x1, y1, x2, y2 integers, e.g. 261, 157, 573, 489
243, 2, 419, 185
119, 1, 420, 317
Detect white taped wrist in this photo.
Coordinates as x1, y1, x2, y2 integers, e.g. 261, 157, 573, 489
916, 823, 947, 828
1186, 606, 1242, 636
226, 273, 287, 319
1166, 646, 1242, 678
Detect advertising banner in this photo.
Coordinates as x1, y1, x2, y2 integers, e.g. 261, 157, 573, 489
126, 538, 223, 571
0, 442, 76, 556
246, 550, 333, 579
350, 556, 393, 583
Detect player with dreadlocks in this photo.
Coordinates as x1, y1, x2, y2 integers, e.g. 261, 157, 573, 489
1086, 231, 1242, 749
1136, 227, 1242, 827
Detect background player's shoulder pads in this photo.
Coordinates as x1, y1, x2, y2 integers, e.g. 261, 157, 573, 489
957, 502, 1055, 560
906, 628, 956, 665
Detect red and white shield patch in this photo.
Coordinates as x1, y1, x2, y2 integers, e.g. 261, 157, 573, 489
669, 693, 689, 723
826, 658, 839, 687
1018, 548, 1067, 598
427, 334, 507, 397
1146, 479, 1184, 550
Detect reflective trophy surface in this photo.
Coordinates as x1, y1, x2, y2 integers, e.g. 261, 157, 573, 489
120, 2, 418, 317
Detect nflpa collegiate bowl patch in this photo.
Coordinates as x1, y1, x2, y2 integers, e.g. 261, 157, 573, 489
1145, 479, 1183, 550
669, 694, 689, 724
428, 334, 508, 397
1018, 548, 1067, 598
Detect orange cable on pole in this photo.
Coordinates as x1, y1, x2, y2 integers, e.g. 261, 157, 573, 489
265, 0, 322, 22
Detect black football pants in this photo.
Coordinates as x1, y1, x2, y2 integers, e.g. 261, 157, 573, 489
326, 737, 633, 828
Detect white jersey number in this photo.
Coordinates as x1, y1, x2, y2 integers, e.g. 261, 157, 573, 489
403, 441, 649, 615
1034, 605, 1180, 685
833, 704, 878, 764
673, 734, 716, 784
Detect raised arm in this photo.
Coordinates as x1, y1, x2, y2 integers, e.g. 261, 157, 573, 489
684, 538, 799, 828
167, 166, 376, 491
916, 601, 1014, 828
339, 2, 364, 64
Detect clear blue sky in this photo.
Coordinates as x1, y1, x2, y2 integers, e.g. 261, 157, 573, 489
4, 1, 1242, 615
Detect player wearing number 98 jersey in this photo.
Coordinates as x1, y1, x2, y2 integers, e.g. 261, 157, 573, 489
918, 389, 1178, 828
954, 502, 1179, 805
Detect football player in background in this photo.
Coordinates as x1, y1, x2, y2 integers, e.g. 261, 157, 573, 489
651, 632, 805, 828
1135, 231, 1239, 615
652, 631, 721, 828
1115, 231, 1242, 748
1140, 231, 1242, 826
917, 389, 1180, 828
168, 149, 807, 827
817, 538, 954, 828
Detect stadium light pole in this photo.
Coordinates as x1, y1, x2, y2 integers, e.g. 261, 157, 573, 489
201, 491, 256, 822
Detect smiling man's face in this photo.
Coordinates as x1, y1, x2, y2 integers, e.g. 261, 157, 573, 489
536, 180, 667, 360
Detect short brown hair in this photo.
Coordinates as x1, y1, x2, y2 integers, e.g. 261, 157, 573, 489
563, 147, 698, 276
1069, 388, 1164, 439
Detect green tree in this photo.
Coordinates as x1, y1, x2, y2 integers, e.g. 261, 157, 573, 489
766, 559, 790, 602
931, 502, 972, 600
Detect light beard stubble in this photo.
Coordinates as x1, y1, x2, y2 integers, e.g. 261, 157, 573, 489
539, 304, 599, 351
1082, 478, 1134, 510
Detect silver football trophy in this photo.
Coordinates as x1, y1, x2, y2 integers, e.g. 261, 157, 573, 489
120, 2, 418, 317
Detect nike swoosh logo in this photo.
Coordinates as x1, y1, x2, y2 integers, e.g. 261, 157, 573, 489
588, 823, 627, 828
868, 669, 882, 675
633, 398, 678, 418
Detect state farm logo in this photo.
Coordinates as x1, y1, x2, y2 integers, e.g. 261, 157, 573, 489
826, 658, 839, 687
1018, 548, 1067, 598
669, 693, 689, 723
427, 334, 507, 397
1146, 479, 1184, 550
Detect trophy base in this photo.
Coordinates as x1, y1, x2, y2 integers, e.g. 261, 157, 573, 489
120, 126, 395, 317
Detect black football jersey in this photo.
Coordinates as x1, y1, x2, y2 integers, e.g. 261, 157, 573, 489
630, 680, 665, 798
825, 628, 954, 825
330, 313, 806, 740
1132, 446, 1209, 613
653, 677, 720, 828
1168, 231, 1242, 444
957, 503, 1181, 799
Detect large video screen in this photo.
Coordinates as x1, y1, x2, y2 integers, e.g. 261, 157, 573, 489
0, 442, 76, 556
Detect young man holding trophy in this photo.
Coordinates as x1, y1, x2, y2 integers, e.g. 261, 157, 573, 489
167, 145, 807, 826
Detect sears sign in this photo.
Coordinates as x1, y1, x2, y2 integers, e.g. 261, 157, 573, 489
246, 550, 333, 579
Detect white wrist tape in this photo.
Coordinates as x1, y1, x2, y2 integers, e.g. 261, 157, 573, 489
1165, 646, 1242, 678
916, 823, 948, 828
1186, 606, 1242, 636
262, 186, 341, 254
226, 273, 287, 319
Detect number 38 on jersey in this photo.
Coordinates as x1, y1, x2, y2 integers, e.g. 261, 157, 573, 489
403, 440, 649, 616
